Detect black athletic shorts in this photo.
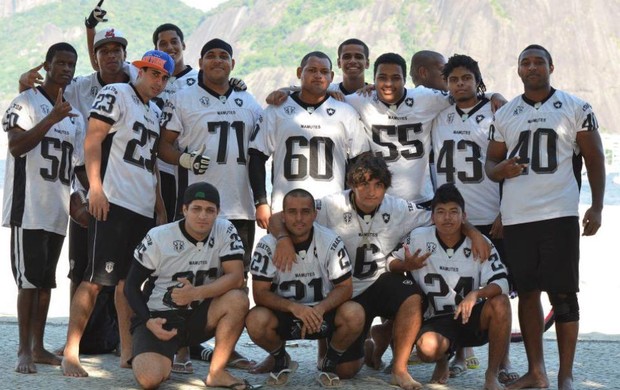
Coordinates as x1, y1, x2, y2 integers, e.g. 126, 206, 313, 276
68, 219, 88, 283
503, 216, 579, 293
273, 309, 337, 341
340, 272, 423, 363
10, 227, 64, 289
230, 219, 255, 273
417, 301, 488, 356
85, 203, 154, 286
131, 298, 213, 361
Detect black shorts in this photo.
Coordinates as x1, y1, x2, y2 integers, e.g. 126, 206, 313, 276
10, 227, 64, 289
475, 224, 506, 261
273, 309, 337, 341
341, 272, 423, 362
85, 203, 154, 286
417, 301, 488, 356
68, 219, 88, 283
131, 299, 213, 361
160, 171, 177, 224
503, 216, 579, 293
230, 219, 255, 273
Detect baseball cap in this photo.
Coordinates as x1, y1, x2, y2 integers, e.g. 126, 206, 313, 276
183, 182, 220, 208
93, 27, 128, 51
132, 50, 175, 76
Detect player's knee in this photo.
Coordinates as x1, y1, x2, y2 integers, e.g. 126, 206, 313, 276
415, 333, 446, 362
335, 358, 363, 379
488, 294, 511, 315
245, 306, 272, 337
548, 292, 579, 323
132, 354, 169, 389
336, 302, 365, 332
223, 288, 250, 312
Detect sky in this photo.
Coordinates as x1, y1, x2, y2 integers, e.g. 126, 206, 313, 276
178, 0, 228, 12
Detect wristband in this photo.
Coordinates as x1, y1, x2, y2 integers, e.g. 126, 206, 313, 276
276, 234, 290, 241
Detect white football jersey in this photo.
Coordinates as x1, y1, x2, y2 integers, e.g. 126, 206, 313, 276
162, 80, 263, 220
89, 83, 161, 217
152, 66, 199, 176
64, 62, 138, 121
393, 226, 509, 319
315, 191, 431, 297
489, 89, 597, 225
250, 223, 352, 305
249, 94, 370, 212
346, 87, 450, 203
431, 99, 500, 225
134, 218, 244, 312
2, 87, 85, 235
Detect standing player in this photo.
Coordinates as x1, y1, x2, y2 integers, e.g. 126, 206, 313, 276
248, 51, 369, 228
486, 44, 605, 390
3, 42, 84, 373
390, 184, 511, 390
124, 182, 253, 389
409, 50, 447, 91
61, 50, 174, 377
333, 38, 370, 95
247, 189, 364, 386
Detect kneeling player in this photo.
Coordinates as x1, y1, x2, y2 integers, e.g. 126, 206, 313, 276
124, 182, 255, 389
246, 189, 364, 387
389, 184, 511, 390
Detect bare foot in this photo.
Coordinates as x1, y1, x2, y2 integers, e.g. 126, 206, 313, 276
54, 344, 65, 356
430, 358, 449, 384
558, 375, 574, 390
61, 356, 89, 377
15, 353, 37, 374
390, 371, 423, 390
205, 370, 248, 389
484, 371, 506, 390
507, 371, 549, 389
120, 354, 132, 369
363, 339, 382, 369
249, 354, 275, 374
33, 348, 62, 365
370, 322, 391, 363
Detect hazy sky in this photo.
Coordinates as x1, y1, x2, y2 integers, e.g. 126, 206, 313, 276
179, 0, 228, 12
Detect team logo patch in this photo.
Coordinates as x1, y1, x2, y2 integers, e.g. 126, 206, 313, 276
146, 234, 153, 246
382, 213, 391, 223
131, 95, 141, 105
407, 201, 415, 212
405, 97, 414, 107
186, 78, 196, 86
235, 98, 243, 107
343, 212, 352, 224
315, 199, 322, 210
513, 106, 524, 116
426, 242, 437, 253
582, 103, 592, 111
200, 96, 210, 106
284, 106, 295, 115
40, 104, 50, 115
326, 108, 335, 116
173, 240, 185, 253
402, 279, 413, 285
447, 113, 454, 124
464, 248, 472, 258
208, 236, 215, 248
554, 101, 562, 109
69, 116, 76, 125
475, 114, 485, 124
90, 86, 99, 96
105, 261, 115, 273
219, 96, 227, 104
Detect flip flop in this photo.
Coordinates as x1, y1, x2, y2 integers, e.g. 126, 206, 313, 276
171, 360, 194, 374
266, 360, 299, 386
228, 357, 257, 370
465, 356, 480, 369
498, 369, 520, 384
448, 363, 466, 378
317, 371, 341, 388
205, 378, 263, 389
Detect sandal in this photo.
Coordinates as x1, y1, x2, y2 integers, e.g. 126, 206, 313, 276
448, 363, 466, 378
228, 357, 257, 370
465, 355, 480, 369
317, 371, 341, 388
498, 369, 520, 384
266, 360, 298, 386
171, 360, 194, 374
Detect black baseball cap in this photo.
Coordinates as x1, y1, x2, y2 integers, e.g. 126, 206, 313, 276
182, 182, 220, 207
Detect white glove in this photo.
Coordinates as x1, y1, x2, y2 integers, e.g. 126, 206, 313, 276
179, 144, 210, 174
85, 0, 108, 28
229, 77, 247, 91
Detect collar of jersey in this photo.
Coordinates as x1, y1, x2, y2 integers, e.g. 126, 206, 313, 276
435, 228, 466, 256
129, 82, 150, 106
521, 87, 556, 108
292, 227, 314, 254
96, 71, 130, 87
455, 96, 490, 119
290, 91, 329, 111
178, 220, 210, 246
174, 65, 193, 79
338, 81, 367, 96
36, 85, 63, 105
197, 70, 233, 99
349, 191, 380, 219
378, 89, 407, 110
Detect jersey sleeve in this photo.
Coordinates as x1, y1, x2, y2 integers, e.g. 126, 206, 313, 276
3, 93, 35, 132
218, 220, 245, 262
575, 100, 598, 134
248, 104, 276, 156
401, 200, 433, 234
343, 107, 371, 158
480, 242, 509, 294
325, 235, 352, 284
89, 84, 124, 126
134, 230, 160, 272
250, 235, 278, 281
160, 93, 181, 133
71, 113, 86, 167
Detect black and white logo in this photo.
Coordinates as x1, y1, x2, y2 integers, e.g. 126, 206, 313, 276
284, 106, 295, 115
382, 213, 391, 223
173, 240, 185, 253
405, 97, 414, 107
235, 98, 243, 107
40, 104, 50, 115
513, 106, 524, 116
326, 108, 335, 116
219, 96, 227, 104
475, 114, 485, 124
90, 86, 99, 96
343, 212, 352, 224
208, 236, 215, 248
447, 113, 455, 124
426, 242, 437, 253
186, 78, 196, 86
200, 96, 210, 107
554, 101, 562, 109
464, 248, 472, 258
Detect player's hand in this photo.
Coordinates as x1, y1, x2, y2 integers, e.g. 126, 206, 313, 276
582, 207, 602, 236
85, 0, 108, 29
146, 317, 178, 341
265, 89, 289, 106
493, 156, 528, 180
327, 90, 345, 102
401, 244, 431, 271
88, 186, 109, 221
229, 77, 247, 92
470, 229, 491, 262
454, 291, 478, 324
273, 236, 297, 272
19, 63, 44, 92
488, 214, 503, 239
171, 278, 197, 306
255, 203, 271, 229
49, 89, 78, 124
356, 83, 375, 96
291, 304, 323, 338
178, 144, 210, 174
490, 93, 508, 113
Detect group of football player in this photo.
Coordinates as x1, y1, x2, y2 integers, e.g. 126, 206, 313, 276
3, 1, 605, 389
